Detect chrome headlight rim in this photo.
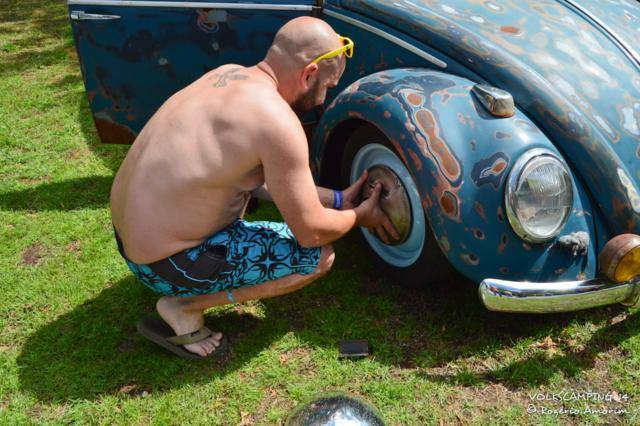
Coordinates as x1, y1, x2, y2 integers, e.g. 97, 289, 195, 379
505, 148, 574, 243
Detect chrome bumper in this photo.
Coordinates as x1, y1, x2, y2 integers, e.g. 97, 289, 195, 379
478, 276, 640, 313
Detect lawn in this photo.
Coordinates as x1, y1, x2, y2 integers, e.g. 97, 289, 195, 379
1, 1, 639, 424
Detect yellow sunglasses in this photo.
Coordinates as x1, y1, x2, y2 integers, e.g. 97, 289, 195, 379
311, 36, 354, 64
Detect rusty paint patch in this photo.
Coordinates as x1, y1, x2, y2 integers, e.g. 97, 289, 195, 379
475, 201, 487, 222
440, 190, 459, 218
197, 9, 228, 33
617, 167, 640, 213
498, 233, 508, 254
497, 206, 505, 223
93, 114, 137, 144
414, 109, 461, 182
388, 138, 410, 169
383, 110, 391, 119
471, 152, 509, 189
460, 252, 480, 266
421, 193, 433, 209
472, 228, 485, 240
407, 148, 423, 171
439, 236, 451, 252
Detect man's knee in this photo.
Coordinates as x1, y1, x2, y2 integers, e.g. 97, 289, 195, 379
314, 244, 335, 276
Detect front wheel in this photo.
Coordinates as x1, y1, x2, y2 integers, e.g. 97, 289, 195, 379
341, 125, 451, 287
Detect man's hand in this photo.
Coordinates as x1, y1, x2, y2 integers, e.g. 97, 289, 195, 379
354, 182, 400, 244
342, 170, 369, 210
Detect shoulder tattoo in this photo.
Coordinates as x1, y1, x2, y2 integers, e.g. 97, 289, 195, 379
210, 67, 248, 88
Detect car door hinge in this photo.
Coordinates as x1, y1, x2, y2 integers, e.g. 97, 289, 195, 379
312, 0, 324, 18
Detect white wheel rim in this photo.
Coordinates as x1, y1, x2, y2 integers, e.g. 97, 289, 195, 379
350, 143, 425, 267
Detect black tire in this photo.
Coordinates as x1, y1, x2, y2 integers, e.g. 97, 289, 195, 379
340, 124, 452, 287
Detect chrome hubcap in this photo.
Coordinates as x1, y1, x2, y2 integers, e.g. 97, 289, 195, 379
360, 165, 412, 245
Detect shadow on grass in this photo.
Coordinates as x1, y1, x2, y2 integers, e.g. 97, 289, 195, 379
16, 229, 640, 402
416, 307, 640, 390
0, 176, 112, 211
403, 278, 640, 390
16, 276, 291, 402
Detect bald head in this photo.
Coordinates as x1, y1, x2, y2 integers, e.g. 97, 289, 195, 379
261, 17, 347, 114
265, 17, 343, 67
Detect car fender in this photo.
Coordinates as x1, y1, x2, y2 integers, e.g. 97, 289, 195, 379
311, 68, 598, 283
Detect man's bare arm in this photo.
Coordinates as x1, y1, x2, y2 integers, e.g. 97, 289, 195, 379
257, 108, 363, 247
251, 183, 337, 208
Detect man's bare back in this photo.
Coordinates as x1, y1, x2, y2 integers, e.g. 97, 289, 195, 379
111, 64, 293, 264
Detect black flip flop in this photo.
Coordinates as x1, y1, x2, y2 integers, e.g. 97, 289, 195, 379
136, 316, 228, 360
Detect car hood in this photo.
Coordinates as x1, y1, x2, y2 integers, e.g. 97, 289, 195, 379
337, 0, 640, 235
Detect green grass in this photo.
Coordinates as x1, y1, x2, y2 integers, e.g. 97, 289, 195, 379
1, 1, 639, 424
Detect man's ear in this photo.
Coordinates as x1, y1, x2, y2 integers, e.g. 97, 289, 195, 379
300, 62, 319, 90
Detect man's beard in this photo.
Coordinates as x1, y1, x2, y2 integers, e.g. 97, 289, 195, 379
291, 79, 321, 117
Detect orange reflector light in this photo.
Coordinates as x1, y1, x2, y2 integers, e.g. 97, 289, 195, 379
599, 234, 640, 283
614, 246, 640, 283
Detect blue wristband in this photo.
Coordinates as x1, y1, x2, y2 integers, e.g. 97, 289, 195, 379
333, 190, 343, 210
226, 290, 236, 304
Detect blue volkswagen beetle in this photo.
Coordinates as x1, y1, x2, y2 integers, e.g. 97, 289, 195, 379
67, 0, 640, 313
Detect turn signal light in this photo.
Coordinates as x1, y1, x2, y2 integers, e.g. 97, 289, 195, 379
599, 234, 640, 283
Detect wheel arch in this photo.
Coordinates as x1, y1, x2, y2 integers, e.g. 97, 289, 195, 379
311, 68, 599, 284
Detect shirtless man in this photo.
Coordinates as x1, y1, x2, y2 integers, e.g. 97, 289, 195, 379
110, 17, 397, 359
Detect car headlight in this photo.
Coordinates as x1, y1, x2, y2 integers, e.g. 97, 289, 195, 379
505, 148, 574, 243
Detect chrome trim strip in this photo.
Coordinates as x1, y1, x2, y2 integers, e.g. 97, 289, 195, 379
323, 9, 447, 69
67, 0, 314, 11
479, 276, 640, 313
70, 11, 121, 20
561, 0, 640, 69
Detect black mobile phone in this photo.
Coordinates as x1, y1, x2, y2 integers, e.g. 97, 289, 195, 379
338, 339, 370, 358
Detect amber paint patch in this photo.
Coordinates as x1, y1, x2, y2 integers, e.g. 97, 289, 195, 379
500, 26, 520, 35
407, 92, 423, 106
492, 159, 507, 173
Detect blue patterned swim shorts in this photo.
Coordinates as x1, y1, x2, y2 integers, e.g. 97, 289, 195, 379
115, 219, 322, 297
